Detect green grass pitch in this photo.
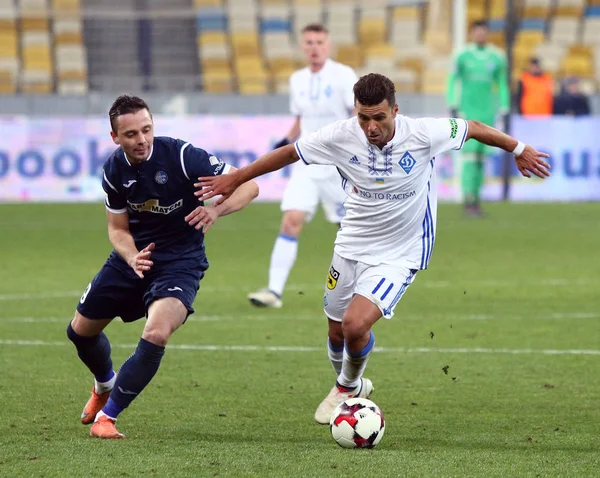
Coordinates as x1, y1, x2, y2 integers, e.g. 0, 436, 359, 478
1, 202, 599, 477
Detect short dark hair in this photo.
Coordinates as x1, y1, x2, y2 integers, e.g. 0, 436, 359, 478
353, 73, 396, 108
471, 20, 489, 29
109, 95, 151, 133
301, 23, 328, 34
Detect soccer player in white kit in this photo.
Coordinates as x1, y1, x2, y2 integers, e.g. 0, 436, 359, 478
195, 73, 551, 424
247, 23, 358, 309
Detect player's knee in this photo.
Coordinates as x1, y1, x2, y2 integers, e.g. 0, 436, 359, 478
280, 211, 305, 237
142, 325, 173, 347
341, 315, 369, 344
142, 331, 169, 347
69, 311, 104, 338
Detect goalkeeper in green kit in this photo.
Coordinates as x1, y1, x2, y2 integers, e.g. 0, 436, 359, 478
446, 20, 510, 216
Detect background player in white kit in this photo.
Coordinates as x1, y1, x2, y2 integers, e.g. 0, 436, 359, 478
247, 23, 358, 308
195, 74, 550, 423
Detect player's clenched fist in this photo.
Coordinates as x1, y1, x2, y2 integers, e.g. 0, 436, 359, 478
128, 242, 155, 278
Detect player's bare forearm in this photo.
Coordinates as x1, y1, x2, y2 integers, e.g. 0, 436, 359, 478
195, 144, 298, 202
236, 144, 299, 185
215, 179, 259, 217
106, 210, 154, 277
465, 120, 518, 152
108, 227, 139, 265
465, 120, 551, 179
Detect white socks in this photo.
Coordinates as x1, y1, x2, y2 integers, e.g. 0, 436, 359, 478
337, 332, 375, 390
95, 371, 116, 394
95, 410, 116, 421
268, 234, 298, 297
328, 339, 343, 376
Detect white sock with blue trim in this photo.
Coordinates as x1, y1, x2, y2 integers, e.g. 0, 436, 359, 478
268, 234, 298, 297
337, 331, 375, 390
328, 339, 344, 376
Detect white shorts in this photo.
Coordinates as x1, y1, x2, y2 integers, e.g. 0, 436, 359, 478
280, 161, 347, 223
323, 252, 418, 321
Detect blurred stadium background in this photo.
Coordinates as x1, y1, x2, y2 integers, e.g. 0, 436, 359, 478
0, 0, 599, 202
1, 0, 600, 97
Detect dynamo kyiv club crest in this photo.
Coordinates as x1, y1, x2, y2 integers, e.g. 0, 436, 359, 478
399, 152, 416, 175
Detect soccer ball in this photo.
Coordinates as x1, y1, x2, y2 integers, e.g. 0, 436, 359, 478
329, 398, 385, 449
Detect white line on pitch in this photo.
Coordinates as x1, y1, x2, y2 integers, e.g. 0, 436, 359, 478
2, 312, 600, 325
1, 339, 600, 356
1, 278, 598, 301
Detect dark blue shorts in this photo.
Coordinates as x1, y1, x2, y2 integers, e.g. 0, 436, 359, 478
76, 256, 207, 322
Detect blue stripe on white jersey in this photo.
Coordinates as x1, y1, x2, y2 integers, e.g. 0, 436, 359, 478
459, 119, 468, 148
294, 142, 309, 165
383, 269, 417, 316
420, 160, 436, 269
335, 166, 348, 191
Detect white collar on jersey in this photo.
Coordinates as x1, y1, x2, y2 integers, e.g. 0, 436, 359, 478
123, 144, 154, 166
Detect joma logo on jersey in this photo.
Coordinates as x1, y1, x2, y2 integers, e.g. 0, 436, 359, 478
449, 118, 458, 139
327, 266, 340, 290
129, 199, 183, 214
213, 162, 225, 175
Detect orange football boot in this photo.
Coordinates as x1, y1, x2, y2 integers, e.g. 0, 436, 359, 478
90, 415, 125, 439
81, 388, 111, 425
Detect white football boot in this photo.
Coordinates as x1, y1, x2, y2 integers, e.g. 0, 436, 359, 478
247, 288, 282, 308
314, 378, 374, 424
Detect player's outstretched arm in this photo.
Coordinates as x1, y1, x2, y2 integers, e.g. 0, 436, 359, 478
465, 120, 551, 179
185, 169, 259, 232
194, 143, 299, 203
212, 171, 259, 216
106, 210, 154, 278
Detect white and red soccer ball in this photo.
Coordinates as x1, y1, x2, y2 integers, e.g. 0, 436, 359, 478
329, 398, 385, 449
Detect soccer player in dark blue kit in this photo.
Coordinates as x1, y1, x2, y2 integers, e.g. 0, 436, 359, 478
67, 95, 259, 439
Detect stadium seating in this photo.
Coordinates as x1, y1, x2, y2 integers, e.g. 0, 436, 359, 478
2, 0, 600, 95
53, 0, 88, 94
0, 0, 18, 93
19, 0, 53, 93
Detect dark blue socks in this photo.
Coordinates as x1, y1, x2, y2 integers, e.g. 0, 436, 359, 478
67, 322, 114, 383
103, 338, 165, 419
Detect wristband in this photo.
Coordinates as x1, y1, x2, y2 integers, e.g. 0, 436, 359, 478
512, 141, 525, 156
273, 137, 290, 150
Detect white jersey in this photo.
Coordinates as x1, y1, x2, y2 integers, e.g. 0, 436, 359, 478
295, 115, 469, 269
289, 59, 358, 137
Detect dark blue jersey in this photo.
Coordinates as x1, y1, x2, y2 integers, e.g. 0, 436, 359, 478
101, 136, 230, 268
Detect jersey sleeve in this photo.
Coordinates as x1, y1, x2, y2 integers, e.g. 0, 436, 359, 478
294, 122, 338, 166
179, 142, 232, 180
102, 163, 127, 214
420, 117, 469, 157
